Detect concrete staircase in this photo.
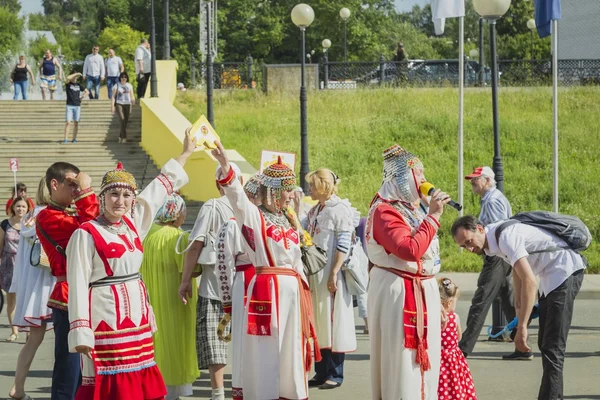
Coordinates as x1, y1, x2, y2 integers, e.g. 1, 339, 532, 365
0, 100, 201, 229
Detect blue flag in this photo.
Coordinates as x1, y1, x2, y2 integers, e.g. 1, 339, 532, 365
534, 0, 561, 38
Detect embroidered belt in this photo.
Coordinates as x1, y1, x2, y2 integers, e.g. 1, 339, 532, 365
89, 273, 140, 288
373, 265, 433, 400
253, 267, 321, 371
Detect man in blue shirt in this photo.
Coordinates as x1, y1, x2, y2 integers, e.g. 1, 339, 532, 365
459, 167, 526, 359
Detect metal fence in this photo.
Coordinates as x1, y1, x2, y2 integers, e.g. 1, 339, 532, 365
191, 56, 262, 90
189, 57, 600, 90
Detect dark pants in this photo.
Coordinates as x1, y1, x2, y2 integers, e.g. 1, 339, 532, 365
106, 76, 119, 99
313, 349, 345, 384
459, 255, 516, 355
136, 72, 151, 98
86, 75, 101, 99
51, 308, 81, 400
537, 269, 583, 400
116, 103, 131, 139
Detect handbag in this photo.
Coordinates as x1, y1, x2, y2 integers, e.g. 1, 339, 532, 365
29, 237, 51, 271
342, 236, 369, 295
301, 243, 328, 277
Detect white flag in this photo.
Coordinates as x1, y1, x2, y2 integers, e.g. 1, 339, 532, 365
431, 0, 465, 35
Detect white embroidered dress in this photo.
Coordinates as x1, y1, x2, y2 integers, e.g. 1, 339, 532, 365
216, 219, 254, 399
222, 177, 311, 400
66, 159, 188, 399
305, 196, 359, 352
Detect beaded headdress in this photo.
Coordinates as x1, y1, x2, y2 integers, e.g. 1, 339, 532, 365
261, 157, 296, 206
381, 144, 423, 203
243, 174, 262, 198
99, 162, 138, 216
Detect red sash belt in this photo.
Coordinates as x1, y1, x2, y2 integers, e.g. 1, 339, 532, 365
235, 264, 254, 307
251, 267, 322, 371
375, 266, 434, 400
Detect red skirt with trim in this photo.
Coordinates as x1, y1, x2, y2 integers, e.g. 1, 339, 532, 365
75, 364, 166, 400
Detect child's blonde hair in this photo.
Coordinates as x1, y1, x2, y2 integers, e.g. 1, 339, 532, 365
438, 277, 459, 306
305, 168, 339, 198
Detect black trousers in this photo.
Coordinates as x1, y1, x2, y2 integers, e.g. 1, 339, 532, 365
537, 269, 583, 400
136, 72, 151, 98
459, 255, 516, 355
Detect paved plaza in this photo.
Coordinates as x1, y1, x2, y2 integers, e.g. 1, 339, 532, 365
1, 274, 599, 399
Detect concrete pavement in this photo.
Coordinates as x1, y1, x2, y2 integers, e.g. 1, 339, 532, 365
1, 273, 599, 399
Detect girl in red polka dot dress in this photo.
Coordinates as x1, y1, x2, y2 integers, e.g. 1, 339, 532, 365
437, 277, 477, 400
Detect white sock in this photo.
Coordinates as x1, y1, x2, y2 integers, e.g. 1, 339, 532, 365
211, 387, 225, 400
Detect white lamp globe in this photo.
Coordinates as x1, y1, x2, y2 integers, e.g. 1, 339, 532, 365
473, 0, 511, 19
291, 4, 315, 28
469, 49, 479, 59
340, 7, 351, 20
527, 18, 536, 31
322, 39, 332, 49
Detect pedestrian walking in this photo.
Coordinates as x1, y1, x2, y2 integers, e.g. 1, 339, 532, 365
38, 49, 62, 100
110, 72, 135, 143
63, 72, 89, 144
459, 166, 519, 359
105, 48, 124, 100
8, 178, 55, 400
9, 56, 35, 100
82, 45, 105, 100
1, 197, 31, 343
135, 39, 151, 99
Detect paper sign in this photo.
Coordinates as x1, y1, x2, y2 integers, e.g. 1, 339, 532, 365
190, 115, 220, 150
9, 158, 18, 172
259, 150, 296, 173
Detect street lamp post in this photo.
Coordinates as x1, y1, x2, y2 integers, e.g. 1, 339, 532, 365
474, 0, 511, 338
322, 39, 331, 89
527, 18, 536, 60
164, 0, 170, 60
340, 7, 351, 63
478, 18, 485, 86
150, 0, 158, 97
205, 0, 215, 126
292, 3, 315, 193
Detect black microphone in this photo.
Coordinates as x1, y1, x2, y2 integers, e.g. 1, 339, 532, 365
420, 182, 463, 211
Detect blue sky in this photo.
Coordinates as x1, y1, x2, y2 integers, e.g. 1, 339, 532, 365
395, 0, 429, 12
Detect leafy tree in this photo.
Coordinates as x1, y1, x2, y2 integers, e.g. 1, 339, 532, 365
0, 6, 22, 54
97, 19, 145, 82
0, 0, 20, 14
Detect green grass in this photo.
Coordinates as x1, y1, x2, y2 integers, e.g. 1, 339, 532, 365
175, 87, 600, 273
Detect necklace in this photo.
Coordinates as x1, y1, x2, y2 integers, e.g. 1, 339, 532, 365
97, 215, 128, 235
259, 205, 291, 229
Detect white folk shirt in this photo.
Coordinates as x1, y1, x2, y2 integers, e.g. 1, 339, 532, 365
189, 196, 234, 300
484, 221, 586, 296
83, 53, 105, 78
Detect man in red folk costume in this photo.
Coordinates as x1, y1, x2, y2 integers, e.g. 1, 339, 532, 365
366, 144, 451, 400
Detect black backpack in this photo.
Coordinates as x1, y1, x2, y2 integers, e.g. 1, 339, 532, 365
494, 211, 592, 254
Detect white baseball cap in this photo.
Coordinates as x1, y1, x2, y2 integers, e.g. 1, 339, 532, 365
465, 166, 495, 180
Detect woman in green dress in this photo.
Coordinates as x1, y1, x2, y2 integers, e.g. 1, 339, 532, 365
140, 193, 200, 400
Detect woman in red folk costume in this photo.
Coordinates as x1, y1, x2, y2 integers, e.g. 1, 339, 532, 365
66, 134, 195, 399
366, 144, 451, 400
212, 141, 320, 400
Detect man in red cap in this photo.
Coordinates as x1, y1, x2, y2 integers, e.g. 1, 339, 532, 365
459, 166, 527, 360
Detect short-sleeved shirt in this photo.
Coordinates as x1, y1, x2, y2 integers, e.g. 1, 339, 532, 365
484, 221, 586, 296
189, 196, 234, 300
66, 82, 84, 106
105, 56, 123, 77
114, 83, 133, 105
135, 46, 151, 74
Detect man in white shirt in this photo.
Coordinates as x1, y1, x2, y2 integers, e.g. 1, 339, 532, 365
135, 38, 152, 99
105, 48, 124, 100
178, 163, 243, 400
82, 45, 105, 99
459, 166, 518, 359
452, 215, 586, 400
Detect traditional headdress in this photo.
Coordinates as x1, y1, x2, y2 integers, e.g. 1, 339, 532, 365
261, 156, 296, 206
99, 162, 138, 216
243, 174, 262, 198
379, 144, 424, 203
155, 193, 186, 224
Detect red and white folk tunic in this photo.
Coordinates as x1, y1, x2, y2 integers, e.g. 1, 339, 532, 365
66, 159, 188, 400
